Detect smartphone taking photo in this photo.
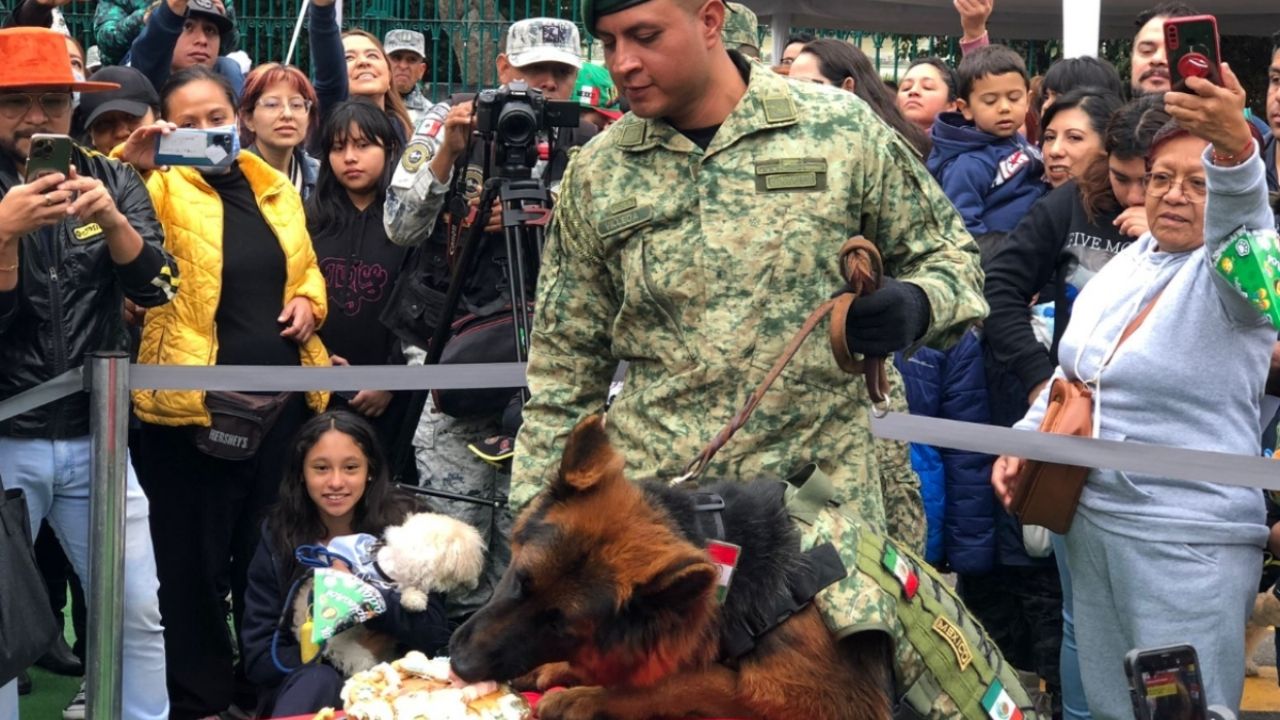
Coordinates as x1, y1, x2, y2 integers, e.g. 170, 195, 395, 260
25, 133, 73, 183
1164, 15, 1223, 92
154, 127, 238, 168
1125, 645, 1209, 720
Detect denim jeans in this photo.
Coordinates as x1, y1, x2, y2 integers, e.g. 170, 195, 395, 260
0, 435, 168, 720
1052, 531, 1091, 720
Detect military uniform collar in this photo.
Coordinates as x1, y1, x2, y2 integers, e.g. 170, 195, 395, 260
613, 51, 798, 155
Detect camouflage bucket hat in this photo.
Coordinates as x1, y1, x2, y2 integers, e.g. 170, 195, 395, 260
506, 18, 582, 69
573, 62, 622, 120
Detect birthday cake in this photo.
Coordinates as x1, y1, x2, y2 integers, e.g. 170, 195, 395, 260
331, 652, 530, 720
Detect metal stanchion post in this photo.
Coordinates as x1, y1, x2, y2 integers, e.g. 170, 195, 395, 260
86, 351, 129, 719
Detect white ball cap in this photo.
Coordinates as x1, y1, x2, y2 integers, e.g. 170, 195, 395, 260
505, 18, 582, 69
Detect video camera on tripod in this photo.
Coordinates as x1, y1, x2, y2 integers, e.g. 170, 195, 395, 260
474, 80, 579, 177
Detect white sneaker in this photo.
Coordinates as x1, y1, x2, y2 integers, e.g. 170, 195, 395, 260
62, 682, 86, 720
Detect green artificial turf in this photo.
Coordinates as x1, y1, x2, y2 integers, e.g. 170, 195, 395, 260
19, 601, 82, 719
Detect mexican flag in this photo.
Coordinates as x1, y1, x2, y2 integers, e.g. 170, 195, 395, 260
881, 544, 919, 600
982, 680, 1024, 720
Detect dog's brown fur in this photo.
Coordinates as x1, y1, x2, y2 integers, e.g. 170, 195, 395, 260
449, 415, 892, 720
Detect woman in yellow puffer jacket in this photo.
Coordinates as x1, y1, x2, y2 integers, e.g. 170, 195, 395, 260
116, 65, 331, 719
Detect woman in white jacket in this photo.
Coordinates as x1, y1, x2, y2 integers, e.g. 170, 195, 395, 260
993, 64, 1276, 720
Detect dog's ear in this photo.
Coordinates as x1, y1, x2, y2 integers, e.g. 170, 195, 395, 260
635, 555, 718, 613
556, 414, 624, 493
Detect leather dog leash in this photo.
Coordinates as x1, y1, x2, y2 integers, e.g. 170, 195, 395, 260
671, 236, 888, 486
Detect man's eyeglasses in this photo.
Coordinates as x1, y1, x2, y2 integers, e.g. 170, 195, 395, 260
256, 98, 312, 116
0, 93, 73, 120
1142, 171, 1208, 202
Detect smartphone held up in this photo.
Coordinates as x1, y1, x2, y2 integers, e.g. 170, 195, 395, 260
153, 126, 239, 169
25, 133, 73, 184
1164, 15, 1223, 92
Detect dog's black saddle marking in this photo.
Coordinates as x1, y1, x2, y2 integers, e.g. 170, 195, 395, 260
675, 483, 848, 665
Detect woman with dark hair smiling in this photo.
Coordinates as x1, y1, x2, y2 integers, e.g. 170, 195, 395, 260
1040, 88, 1122, 189
240, 410, 449, 715
789, 38, 930, 156
305, 99, 410, 444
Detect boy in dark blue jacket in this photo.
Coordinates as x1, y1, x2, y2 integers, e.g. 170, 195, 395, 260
927, 45, 1045, 235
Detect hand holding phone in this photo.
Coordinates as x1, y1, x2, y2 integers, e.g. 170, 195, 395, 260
1125, 645, 1209, 720
25, 134, 73, 184
1163, 61, 1252, 157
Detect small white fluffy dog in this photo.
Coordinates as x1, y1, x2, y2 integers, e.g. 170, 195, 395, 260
376, 511, 487, 611
295, 512, 487, 675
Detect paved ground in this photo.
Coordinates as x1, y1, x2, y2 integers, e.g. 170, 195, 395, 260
1245, 633, 1280, 720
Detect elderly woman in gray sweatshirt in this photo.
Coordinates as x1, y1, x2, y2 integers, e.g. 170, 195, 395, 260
992, 64, 1276, 720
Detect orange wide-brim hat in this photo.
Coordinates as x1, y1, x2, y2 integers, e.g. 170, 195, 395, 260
0, 28, 120, 92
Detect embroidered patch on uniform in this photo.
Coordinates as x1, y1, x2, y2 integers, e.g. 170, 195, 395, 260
881, 544, 919, 600
754, 159, 827, 192
401, 141, 430, 173
755, 158, 828, 175
931, 616, 973, 671
617, 122, 645, 147
981, 680, 1023, 720
606, 198, 638, 215
706, 541, 741, 604
762, 94, 797, 124
464, 165, 484, 200
598, 206, 652, 237
72, 223, 103, 242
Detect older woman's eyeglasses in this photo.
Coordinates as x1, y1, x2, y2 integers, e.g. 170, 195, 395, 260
0, 93, 73, 120
255, 98, 312, 116
1143, 171, 1207, 202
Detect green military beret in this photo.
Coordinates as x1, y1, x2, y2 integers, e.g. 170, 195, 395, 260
721, 2, 759, 52
581, 0, 652, 32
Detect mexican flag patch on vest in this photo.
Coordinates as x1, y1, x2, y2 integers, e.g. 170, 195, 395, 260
882, 543, 919, 600
982, 680, 1024, 720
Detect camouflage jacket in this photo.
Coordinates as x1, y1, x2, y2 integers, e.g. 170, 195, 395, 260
510, 60, 987, 525
94, 0, 239, 66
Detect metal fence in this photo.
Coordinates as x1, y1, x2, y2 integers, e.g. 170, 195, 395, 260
60, 2, 1058, 97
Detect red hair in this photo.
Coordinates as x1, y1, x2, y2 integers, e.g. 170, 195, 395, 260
238, 63, 320, 147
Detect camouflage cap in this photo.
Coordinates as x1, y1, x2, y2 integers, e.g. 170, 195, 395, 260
384, 29, 426, 58
505, 18, 582, 69
721, 2, 759, 52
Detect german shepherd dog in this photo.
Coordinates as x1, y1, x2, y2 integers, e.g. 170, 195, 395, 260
449, 415, 894, 720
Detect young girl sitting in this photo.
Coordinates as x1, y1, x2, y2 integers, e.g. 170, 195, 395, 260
240, 410, 452, 716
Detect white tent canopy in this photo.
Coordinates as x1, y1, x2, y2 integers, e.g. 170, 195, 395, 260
746, 0, 1280, 40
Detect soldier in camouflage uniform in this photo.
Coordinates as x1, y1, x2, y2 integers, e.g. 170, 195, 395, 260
385, 28, 432, 129
511, 0, 987, 539
385, 18, 595, 620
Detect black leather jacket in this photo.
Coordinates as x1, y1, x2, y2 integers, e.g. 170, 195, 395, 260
0, 146, 176, 438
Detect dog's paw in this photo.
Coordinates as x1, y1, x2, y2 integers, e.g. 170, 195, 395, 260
401, 588, 428, 611
536, 686, 615, 720
513, 662, 581, 692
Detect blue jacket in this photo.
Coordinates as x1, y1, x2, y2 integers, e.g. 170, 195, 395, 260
894, 329, 997, 575
126, 0, 244, 99
927, 111, 1046, 235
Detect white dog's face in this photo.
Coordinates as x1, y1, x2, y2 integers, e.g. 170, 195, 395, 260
377, 512, 487, 594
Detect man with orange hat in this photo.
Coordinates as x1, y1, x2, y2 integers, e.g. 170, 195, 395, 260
0, 27, 176, 720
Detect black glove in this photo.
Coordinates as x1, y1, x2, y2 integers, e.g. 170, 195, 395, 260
843, 277, 931, 357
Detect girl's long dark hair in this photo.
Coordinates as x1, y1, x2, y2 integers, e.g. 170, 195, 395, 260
800, 39, 931, 158
267, 410, 416, 582
305, 98, 404, 230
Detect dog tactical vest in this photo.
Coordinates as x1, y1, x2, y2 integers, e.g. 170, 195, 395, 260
784, 466, 1040, 720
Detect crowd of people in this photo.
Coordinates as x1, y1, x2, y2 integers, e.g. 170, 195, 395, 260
0, 0, 1278, 718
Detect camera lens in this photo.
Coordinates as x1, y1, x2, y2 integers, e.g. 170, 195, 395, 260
497, 103, 538, 146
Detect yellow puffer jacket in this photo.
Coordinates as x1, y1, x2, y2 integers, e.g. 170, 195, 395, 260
132, 151, 330, 427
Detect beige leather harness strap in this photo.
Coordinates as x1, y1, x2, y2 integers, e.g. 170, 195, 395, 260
671, 237, 888, 485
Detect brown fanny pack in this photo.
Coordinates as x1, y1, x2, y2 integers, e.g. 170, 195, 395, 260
191, 391, 291, 461
1011, 290, 1162, 533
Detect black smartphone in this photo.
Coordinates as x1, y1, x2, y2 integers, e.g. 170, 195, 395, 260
25, 133, 73, 183
1164, 15, 1223, 92
1124, 645, 1209, 720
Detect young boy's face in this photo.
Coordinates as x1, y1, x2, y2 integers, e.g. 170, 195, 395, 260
959, 72, 1028, 138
